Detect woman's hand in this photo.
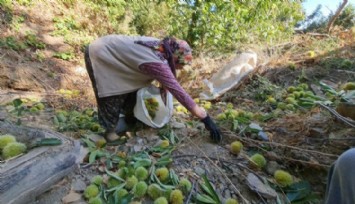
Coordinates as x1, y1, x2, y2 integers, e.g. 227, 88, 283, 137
191, 105, 207, 119
190, 105, 222, 142
201, 115, 222, 143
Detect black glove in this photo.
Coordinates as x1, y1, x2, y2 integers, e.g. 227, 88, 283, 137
201, 115, 222, 143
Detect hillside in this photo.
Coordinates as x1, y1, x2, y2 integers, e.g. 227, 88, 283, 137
0, 1, 355, 204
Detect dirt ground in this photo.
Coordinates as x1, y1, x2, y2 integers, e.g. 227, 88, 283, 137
1, 3, 355, 204
1, 47, 354, 204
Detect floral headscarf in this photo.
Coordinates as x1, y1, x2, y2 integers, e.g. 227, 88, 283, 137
135, 37, 192, 77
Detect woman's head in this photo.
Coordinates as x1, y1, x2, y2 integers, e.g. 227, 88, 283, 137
161, 37, 192, 76
134, 37, 192, 77
173, 39, 192, 68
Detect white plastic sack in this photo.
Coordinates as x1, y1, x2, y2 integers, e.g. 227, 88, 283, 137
134, 85, 173, 128
200, 51, 257, 100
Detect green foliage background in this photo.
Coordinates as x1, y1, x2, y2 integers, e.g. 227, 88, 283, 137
1, 0, 305, 53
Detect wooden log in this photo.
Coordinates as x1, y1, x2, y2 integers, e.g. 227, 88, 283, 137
0, 121, 81, 204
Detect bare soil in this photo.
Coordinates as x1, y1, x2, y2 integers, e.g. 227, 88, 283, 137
1, 3, 355, 204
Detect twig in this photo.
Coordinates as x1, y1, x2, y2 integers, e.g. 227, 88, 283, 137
306, 33, 331, 37
185, 180, 196, 204
186, 137, 250, 204
327, 0, 348, 33
173, 154, 252, 172
335, 70, 355, 75
315, 102, 355, 128
31, 73, 55, 91
222, 129, 339, 158
254, 190, 268, 204
279, 156, 330, 168
223, 131, 334, 168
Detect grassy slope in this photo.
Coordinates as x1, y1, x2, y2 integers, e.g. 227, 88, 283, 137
1, 1, 355, 203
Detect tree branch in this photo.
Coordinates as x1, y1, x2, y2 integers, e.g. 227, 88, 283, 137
327, 0, 348, 33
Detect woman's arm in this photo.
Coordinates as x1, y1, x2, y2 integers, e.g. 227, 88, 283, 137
139, 62, 206, 119
190, 104, 207, 119
139, 62, 222, 142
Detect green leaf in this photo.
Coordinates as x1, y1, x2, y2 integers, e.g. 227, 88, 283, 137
319, 82, 338, 95
89, 150, 98, 163
81, 137, 96, 149
35, 138, 62, 146
118, 194, 134, 204
151, 170, 175, 190
201, 175, 221, 203
106, 183, 125, 193
343, 90, 355, 102
195, 193, 217, 204
285, 181, 312, 202
169, 169, 180, 186
155, 155, 173, 166
16, 118, 22, 125
290, 193, 320, 204
232, 119, 239, 131
13, 99, 23, 108
133, 158, 152, 168
19, 106, 25, 116
105, 168, 126, 183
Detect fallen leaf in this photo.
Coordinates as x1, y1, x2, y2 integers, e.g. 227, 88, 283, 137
62, 191, 81, 203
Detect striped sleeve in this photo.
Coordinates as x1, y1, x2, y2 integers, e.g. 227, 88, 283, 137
139, 62, 197, 111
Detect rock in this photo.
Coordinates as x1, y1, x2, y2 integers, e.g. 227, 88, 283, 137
309, 128, 326, 137
187, 128, 200, 137
146, 135, 160, 143
76, 146, 89, 164
257, 131, 269, 141
171, 121, 186, 129
194, 167, 205, 176
216, 189, 223, 200
137, 138, 144, 145
62, 191, 81, 203
87, 134, 106, 144
71, 179, 86, 192
195, 123, 205, 130
249, 123, 262, 131
265, 151, 278, 160
133, 145, 144, 152
266, 161, 280, 175
0, 110, 7, 121
224, 189, 231, 199
247, 173, 277, 199
198, 143, 219, 157
135, 129, 159, 138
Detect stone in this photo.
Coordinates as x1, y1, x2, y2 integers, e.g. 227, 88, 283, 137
0, 111, 7, 121
76, 146, 89, 164
171, 121, 186, 129
266, 161, 280, 176
247, 173, 277, 199
71, 179, 86, 192
62, 192, 81, 203
309, 128, 326, 137
194, 167, 205, 176
87, 134, 105, 144
224, 189, 231, 199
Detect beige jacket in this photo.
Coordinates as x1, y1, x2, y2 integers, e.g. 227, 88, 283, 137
89, 35, 164, 97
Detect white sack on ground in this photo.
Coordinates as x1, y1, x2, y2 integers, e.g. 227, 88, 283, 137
200, 51, 257, 100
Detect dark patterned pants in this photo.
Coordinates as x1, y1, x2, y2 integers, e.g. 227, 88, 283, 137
84, 46, 137, 132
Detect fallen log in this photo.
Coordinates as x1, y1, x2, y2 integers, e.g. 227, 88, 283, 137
0, 121, 81, 204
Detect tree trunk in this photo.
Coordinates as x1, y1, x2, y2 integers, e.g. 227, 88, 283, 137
327, 0, 348, 33
186, 0, 201, 47
0, 121, 81, 204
